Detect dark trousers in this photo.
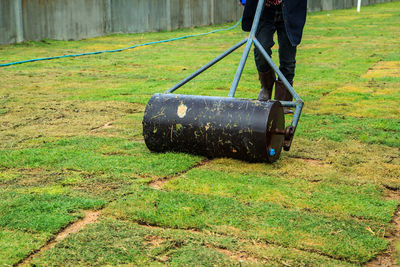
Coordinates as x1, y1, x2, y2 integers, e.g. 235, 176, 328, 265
254, 4, 297, 83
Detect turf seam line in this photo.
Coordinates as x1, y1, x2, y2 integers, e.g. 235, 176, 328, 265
89, 121, 114, 132
148, 158, 210, 190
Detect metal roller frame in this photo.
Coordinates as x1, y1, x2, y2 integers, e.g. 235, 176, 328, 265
166, 0, 303, 151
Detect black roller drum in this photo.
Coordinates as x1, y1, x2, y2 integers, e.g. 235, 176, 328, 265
142, 93, 285, 162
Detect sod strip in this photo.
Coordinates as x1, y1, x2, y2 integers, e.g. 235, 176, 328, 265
163, 168, 398, 223
0, 191, 105, 233
296, 114, 400, 148
0, 191, 105, 265
200, 139, 400, 191
0, 229, 49, 266
0, 137, 203, 177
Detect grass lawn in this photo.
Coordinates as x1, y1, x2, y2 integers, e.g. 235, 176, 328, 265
1, 1, 400, 266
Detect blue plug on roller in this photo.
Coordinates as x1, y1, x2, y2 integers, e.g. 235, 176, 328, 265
269, 148, 276, 157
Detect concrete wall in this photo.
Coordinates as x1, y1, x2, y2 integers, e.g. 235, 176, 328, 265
0, 0, 394, 44
111, 0, 168, 33
110, 0, 242, 33
22, 0, 108, 41
0, 0, 242, 44
0, 0, 23, 44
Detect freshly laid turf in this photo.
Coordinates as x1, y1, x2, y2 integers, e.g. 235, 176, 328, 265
0, 137, 203, 177
0, 191, 105, 232
164, 168, 398, 222
0, 190, 105, 265
0, 1, 399, 265
32, 218, 352, 266
104, 186, 388, 263
297, 114, 400, 147
32, 219, 235, 266
0, 230, 48, 266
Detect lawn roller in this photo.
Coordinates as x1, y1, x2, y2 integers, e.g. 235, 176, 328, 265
142, 0, 303, 162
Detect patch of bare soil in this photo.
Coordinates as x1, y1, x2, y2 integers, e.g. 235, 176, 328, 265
149, 179, 168, 190
55, 210, 101, 242
90, 121, 114, 131
18, 210, 101, 266
213, 247, 262, 264
302, 158, 326, 166
366, 190, 400, 267
136, 220, 202, 236
291, 157, 327, 166
144, 235, 167, 248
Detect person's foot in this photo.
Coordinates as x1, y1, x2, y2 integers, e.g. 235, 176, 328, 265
257, 87, 271, 101
274, 80, 294, 114
257, 69, 275, 101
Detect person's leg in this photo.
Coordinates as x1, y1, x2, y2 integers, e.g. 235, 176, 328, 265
254, 9, 276, 101
254, 12, 276, 73
276, 24, 297, 83
275, 6, 297, 112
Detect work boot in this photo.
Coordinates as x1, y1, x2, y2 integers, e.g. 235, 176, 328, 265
257, 69, 275, 101
274, 80, 294, 114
